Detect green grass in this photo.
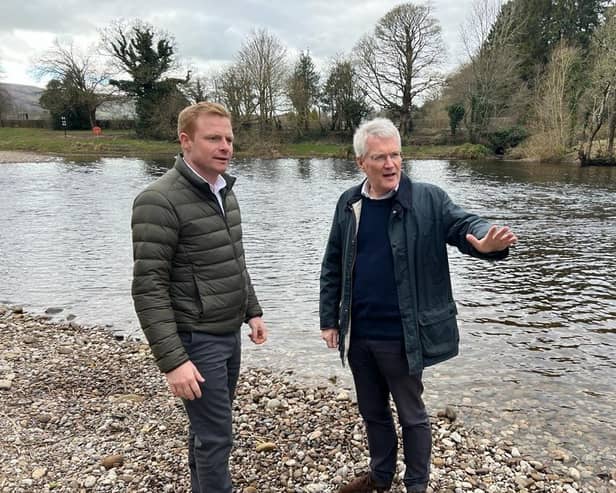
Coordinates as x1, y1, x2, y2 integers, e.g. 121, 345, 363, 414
450, 143, 491, 159
0, 127, 464, 160
0, 127, 178, 158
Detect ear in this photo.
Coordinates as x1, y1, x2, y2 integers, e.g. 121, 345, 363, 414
356, 156, 364, 170
179, 131, 192, 152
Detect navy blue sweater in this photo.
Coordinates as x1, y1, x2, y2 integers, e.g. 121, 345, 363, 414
351, 197, 403, 339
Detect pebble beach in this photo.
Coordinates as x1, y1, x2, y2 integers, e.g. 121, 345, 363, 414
0, 151, 57, 164
0, 305, 614, 492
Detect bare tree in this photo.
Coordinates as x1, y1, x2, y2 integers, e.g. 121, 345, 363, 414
184, 74, 211, 104
580, 5, 616, 161
532, 41, 581, 156
599, 6, 616, 158
213, 63, 258, 129
0, 86, 11, 124
461, 0, 524, 142
237, 29, 287, 132
354, 2, 445, 139
34, 39, 114, 127
0, 57, 13, 124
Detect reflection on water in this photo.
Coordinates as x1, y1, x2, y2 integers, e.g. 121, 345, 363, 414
0, 156, 615, 473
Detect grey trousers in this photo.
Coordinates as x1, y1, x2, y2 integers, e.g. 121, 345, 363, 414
348, 338, 431, 491
179, 330, 241, 493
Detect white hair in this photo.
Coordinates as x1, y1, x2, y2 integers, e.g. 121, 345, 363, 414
353, 118, 401, 158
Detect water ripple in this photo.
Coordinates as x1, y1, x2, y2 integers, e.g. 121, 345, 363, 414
0, 156, 615, 471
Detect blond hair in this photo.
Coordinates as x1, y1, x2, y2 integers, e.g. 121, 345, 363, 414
177, 102, 231, 139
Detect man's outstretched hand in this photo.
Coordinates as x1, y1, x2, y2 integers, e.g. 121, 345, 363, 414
466, 225, 518, 253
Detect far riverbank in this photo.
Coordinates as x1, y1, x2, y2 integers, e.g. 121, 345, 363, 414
0, 150, 58, 163
0, 127, 484, 162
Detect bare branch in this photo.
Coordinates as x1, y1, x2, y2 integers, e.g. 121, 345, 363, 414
353, 2, 445, 138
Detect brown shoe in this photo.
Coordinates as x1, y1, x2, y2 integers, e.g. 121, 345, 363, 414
339, 473, 389, 493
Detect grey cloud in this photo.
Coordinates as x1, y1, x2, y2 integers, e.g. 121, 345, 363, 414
1, 0, 474, 83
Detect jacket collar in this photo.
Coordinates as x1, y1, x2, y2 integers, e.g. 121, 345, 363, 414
346, 182, 364, 206
395, 173, 412, 210
173, 153, 236, 192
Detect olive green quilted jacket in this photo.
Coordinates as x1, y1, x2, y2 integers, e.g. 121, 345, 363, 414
131, 155, 262, 373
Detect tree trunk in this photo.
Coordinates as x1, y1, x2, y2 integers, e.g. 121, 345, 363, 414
607, 105, 616, 157
399, 110, 413, 143
88, 108, 97, 129
586, 123, 602, 160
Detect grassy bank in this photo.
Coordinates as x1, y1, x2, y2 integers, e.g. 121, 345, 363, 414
0, 127, 177, 158
0, 127, 461, 160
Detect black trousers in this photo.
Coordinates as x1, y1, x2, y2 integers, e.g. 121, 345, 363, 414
180, 330, 241, 493
348, 338, 431, 491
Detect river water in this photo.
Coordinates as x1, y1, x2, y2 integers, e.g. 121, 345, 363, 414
1, 156, 614, 477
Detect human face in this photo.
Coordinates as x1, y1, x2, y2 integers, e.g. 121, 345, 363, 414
357, 135, 402, 197
180, 114, 233, 183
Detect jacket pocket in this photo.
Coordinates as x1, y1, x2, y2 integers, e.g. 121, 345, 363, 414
418, 302, 459, 357
193, 275, 207, 318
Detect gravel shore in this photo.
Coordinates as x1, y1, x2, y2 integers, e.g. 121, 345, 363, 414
0, 305, 614, 492
0, 151, 56, 164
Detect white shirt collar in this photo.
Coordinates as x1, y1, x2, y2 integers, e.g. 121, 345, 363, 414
360, 180, 398, 200
183, 158, 227, 193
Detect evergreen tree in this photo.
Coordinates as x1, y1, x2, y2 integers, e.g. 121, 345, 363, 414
288, 51, 320, 135
322, 59, 371, 134
104, 21, 189, 139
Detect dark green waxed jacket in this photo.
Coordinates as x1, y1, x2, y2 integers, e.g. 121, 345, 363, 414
319, 173, 508, 374
131, 155, 262, 373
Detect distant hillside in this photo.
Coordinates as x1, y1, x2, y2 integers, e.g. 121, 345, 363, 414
0, 82, 135, 121
0, 82, 47, 119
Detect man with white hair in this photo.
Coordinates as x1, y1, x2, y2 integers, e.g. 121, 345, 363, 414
320, 117, 517, 493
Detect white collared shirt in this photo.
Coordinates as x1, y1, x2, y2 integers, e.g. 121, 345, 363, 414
360, 180, 399, 200
183, 158, 227, 215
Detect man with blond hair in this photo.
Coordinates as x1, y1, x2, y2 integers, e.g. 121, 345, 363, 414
131, 102, 268, 492
320, 117, 517, 492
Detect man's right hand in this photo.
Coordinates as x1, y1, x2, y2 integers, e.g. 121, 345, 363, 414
321, 328, 339, 349
165, 360, 205, 400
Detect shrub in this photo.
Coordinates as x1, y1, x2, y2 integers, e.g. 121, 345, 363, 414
446, 103, 465, 136
486, 126, 529, 154
517, 131, 568, 162
452, 143, 491, 159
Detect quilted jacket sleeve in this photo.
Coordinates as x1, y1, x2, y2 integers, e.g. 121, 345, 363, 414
244, 270, 264, 322
131, 189, 189, 373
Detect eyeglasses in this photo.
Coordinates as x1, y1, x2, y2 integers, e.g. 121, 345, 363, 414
368, 152, 402, 163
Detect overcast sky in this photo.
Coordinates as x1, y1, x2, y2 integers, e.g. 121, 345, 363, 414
0, 0, 474, 87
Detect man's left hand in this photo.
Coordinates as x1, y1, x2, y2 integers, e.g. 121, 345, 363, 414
466, 225, 518, 253
247, 316, 268, 345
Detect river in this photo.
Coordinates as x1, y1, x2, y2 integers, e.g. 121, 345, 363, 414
0, 156, 614, 478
